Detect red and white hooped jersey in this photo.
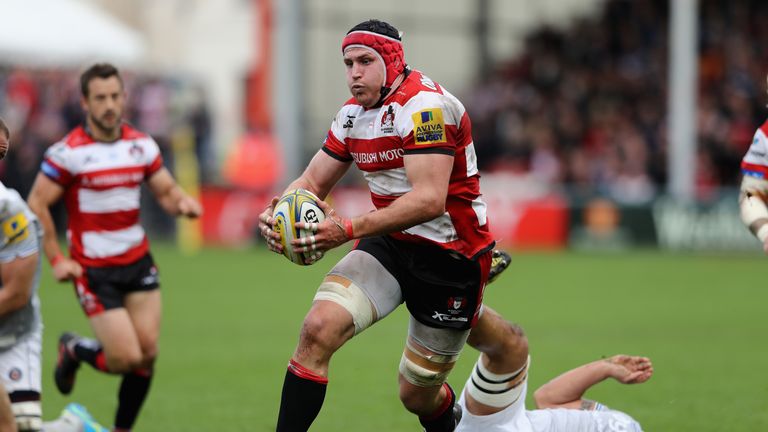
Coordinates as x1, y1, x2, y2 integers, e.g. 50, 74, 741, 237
322, 69, 494, 259
741, 119, 768, 179
41, 124, 163, 267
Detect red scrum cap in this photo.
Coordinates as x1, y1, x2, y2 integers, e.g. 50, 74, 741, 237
342, 19, 406, 99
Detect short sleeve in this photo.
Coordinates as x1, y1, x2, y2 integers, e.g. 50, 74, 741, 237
322, 110, 353, 162
41, 142, 74, 186
397, 94, 457, 156
742, 127, 768, 179
0, 211, 37, 263
144, 138, 164, 178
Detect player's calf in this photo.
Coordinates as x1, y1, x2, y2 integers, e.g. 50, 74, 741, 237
11, 398, 42, 432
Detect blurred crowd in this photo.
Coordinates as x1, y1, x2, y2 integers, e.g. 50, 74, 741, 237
0, 66, 213, 199
466, 0, 768, 204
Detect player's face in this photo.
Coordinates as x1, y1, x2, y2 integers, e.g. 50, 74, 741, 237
0, 133, 8, 160
81, 76, 125, 135
344, 47, 385, 108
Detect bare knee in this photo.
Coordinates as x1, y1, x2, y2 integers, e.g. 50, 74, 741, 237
105, 350, 144, 373
398, 380, 443, 416
299, 308, 354, 356
469, 317, 528, 362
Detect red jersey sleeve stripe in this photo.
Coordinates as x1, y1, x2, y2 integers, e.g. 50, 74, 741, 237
741, 161, 768, 178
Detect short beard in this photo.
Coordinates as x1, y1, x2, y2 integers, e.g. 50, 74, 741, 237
90, 113, 121, 137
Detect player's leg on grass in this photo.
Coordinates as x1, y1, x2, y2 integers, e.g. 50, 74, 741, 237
464, 306, 529, 416
397, 319, 467, 432
112, 290, 161, 431
276, 300, 355, 432
276, 250, 402, 432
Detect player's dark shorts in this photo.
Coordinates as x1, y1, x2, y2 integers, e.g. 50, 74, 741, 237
354, 235, 493, 331
73, 253, 160, 317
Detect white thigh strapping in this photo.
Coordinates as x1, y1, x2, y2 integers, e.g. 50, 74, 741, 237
0, 327, 42, 393
324, 250, 403, 324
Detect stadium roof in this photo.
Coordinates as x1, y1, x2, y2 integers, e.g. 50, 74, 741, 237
0, 0, 145, 67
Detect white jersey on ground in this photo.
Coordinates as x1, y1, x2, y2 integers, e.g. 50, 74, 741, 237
456, 379, 643, 432
0, 182, 42, 350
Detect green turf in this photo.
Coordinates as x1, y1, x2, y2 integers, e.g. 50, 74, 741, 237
38, 244, 768, 431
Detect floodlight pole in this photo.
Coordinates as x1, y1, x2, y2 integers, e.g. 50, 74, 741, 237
667, 0, 698, 202
273, 0, 303, 182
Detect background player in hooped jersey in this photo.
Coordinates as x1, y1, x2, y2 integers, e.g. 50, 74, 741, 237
26, 64, 202, 432
739, 78, 768, 251
259, 19, 526, 432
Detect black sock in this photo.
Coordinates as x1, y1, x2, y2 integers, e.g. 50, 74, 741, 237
72, 338, 109, 372
114, 369, 153, 430
276, 360, 328, 432
419, 383, 458, 432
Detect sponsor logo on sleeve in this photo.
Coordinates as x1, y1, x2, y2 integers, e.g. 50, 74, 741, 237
411, 108, 446, 145
2, 213, 29, 243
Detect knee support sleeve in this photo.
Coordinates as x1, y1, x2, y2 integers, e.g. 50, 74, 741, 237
12, 401, 42, 432
314, 275, 376, 334
398, 339, 459, 387
466, 355, 530, 408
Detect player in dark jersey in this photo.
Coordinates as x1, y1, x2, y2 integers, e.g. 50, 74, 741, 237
259, 20, 524, 432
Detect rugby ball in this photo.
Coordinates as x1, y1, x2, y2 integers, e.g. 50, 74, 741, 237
272, 189, 326, 265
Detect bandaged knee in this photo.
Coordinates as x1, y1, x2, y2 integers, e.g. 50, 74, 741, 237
12, 401, 42, 432
466, 355, 530, 408
314, 275, 376, 334
399, 339, 459, 387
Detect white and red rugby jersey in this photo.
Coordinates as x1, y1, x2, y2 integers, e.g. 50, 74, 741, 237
41, 124, 163, 267
741, 120, 768, 179
323, 69, 494, 259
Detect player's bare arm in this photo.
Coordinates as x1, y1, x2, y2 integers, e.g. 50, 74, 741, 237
147, 167, 202, 218
0, 252, 37, 317
532, 355, 653, 410
739, 175, 768, 253
259, 150, 351, 254
292, 152, 452, 256
27, 173, 82, 281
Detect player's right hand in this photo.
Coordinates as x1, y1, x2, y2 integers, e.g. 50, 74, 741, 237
52, 257, 83, 282
258, 196, 283, 254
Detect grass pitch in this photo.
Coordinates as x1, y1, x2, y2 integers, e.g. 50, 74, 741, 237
38, 244, 768, 431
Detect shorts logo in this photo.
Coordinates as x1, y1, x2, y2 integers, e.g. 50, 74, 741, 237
447, 296, 466, 311
432, 296, 469, 323
2, 213, 30, 244
412, 108, 446, 145
8, 368, 22, 381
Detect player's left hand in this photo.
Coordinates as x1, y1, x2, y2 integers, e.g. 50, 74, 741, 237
178, 195, 203, 218
258, 197, 283, 254
292, 200, 352, 254
606, 355, 653, 384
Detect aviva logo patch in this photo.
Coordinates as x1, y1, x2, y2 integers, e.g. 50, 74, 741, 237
2, 213, 29, 243
412, 108, 446, 145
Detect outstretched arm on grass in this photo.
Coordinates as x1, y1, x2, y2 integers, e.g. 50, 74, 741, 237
532, 355, 653, 410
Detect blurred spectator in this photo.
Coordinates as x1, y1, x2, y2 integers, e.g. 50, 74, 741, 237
465, 0, 768, 202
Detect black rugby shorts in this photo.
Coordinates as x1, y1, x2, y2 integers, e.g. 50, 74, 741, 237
354, 236, 492, 330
